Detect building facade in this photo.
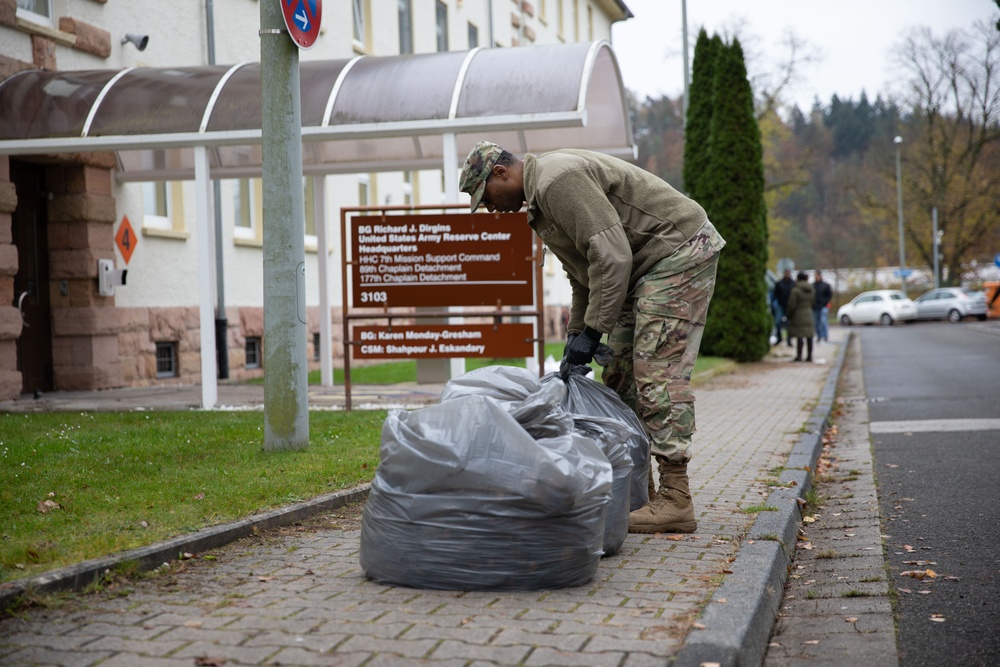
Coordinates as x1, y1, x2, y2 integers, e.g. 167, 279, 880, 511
0, 0, 632, 400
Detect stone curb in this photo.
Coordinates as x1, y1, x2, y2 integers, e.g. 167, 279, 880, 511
0, 485, 369, 612
673, 333, 853, 667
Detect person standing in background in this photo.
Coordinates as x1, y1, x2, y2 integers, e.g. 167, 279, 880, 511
772, 269, 795, 346
786, 271, 816, 362
812, 270, 832, 343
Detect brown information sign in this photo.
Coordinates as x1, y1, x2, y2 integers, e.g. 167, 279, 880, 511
350, 212, 533, 308
354, 323, 534, 359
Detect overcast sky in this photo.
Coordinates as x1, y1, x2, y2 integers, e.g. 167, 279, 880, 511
611, 0, 998, 112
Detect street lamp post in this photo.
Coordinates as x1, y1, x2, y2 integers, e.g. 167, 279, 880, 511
894, 135, 907, 294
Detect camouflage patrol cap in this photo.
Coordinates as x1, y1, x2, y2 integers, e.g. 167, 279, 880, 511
459, 141, 504, 212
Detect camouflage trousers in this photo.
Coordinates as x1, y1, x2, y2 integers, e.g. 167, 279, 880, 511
602, 251, 720, 464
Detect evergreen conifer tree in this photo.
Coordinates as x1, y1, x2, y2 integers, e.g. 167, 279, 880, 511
682, 30, 721, 200
697, 37, 772, 362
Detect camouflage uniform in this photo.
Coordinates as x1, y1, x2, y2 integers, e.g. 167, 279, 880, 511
602, 221, 723, 464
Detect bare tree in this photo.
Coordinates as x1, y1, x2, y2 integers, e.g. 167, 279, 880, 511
890, 18, 1000, 284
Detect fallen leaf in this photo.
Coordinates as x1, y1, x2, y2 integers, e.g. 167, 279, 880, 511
803, 640, 820, 645
918, 590, 932, 595
803, 515, 818, 523
929, 614, 946, 623
692, 622, 706, 630
180, 552, 195, 560
900, 569, 936, 580
257, 576, 276, 582
36, 499, 60, 514
183, 620, 203, 628
193, 493, 205, 501
845, 617, 858, 623
194, 658, 227, 667
899, 588, 912, 593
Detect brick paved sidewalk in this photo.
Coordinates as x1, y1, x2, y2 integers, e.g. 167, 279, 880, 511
0, 335, 846, 667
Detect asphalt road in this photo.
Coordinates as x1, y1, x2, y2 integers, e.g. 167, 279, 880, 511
858, 320, 1000, 667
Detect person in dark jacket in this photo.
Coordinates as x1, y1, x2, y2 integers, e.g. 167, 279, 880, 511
812, 271, 833, 342
786, 271, 816, 362
772, 269, 795, 346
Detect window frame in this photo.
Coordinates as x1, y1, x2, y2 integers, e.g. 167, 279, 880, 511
398, 0, 413, 54
155, 341, 178, 378
245, 337, 262, 370
435, 0, 449, 52
15, 0, 53, 27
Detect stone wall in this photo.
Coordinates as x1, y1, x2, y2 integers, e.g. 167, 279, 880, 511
0, 156, 21, 400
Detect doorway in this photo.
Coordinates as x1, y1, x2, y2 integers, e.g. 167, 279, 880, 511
12, 161, 53, 394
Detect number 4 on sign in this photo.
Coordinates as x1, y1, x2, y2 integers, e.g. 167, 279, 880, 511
115, 215, 137, 264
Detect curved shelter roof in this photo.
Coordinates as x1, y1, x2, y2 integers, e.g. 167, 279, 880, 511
0, 41, 635, 181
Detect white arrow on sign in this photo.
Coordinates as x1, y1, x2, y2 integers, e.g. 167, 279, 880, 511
295, 10, 309, 30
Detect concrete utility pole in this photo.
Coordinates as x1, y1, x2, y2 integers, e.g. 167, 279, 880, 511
260, 0, 309, 450
894, 135, 907, 295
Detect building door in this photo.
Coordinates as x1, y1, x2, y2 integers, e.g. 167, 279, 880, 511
12, 161, 53, 394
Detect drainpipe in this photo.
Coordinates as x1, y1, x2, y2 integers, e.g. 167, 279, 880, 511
206, 0, 229, 379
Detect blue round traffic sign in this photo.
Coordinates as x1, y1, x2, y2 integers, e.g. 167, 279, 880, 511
280, 0, 322, 50
994, 252, 1000, 269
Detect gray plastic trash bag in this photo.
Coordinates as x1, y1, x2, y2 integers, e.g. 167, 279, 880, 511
441, 365, 633, 552
359, 393, 613, 590
542, 372, 651, 512
570, 415, 633, 555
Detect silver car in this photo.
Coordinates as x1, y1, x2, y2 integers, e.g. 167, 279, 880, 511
913, 287, 988, 322
837, 289, 919, 326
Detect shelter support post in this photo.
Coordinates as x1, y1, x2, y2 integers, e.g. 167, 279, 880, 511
315, 175, 333, 386
194, 146, 218, 408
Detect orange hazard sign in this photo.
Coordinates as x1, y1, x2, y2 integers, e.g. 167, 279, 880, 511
115, 215, 136, 264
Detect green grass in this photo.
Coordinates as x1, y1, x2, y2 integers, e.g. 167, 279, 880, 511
0, 347, 732, 586
0, 410, 385, 584
738, 503, 778, 514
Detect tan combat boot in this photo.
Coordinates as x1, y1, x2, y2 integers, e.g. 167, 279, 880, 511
628, 458, 697, 533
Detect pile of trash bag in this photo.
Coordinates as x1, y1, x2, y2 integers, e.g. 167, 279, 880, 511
359, 365, 650, 591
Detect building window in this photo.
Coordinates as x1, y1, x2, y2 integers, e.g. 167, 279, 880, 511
142, 181, 174, 231
16, 0, 52, 26
232, 178, 257, 241
352, 0, 370, 52
398, 0, 413, 54
435, 1, 449, 52
245, 337, 262, 369
403, 171, 413, 206
313, 332, 321, 361
468, 22, 479, 49
358, 176, 370, 206
155, 342, 178, 378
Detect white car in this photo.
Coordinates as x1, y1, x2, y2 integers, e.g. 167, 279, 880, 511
837, 290, 918, 326
913, 287, 988, 322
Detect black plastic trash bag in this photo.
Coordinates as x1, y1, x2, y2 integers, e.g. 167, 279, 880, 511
359, 393, 613, 590
542, 371, 651, 511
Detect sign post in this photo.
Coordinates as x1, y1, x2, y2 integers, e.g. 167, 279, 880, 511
279, 0, 322, 49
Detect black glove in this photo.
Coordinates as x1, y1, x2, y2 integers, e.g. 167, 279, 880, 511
563, 332, 579, 358
564, 326, 603, 367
